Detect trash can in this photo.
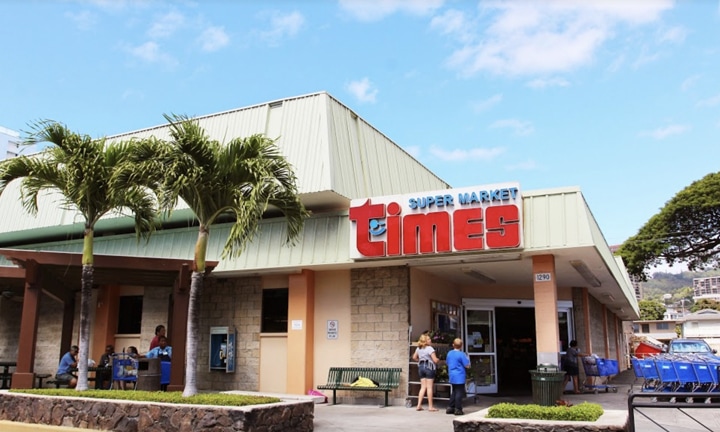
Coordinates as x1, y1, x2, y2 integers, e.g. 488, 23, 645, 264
529, 364, 566, 406
136, 358, 161, 391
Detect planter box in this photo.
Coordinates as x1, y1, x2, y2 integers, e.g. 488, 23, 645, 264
0, 392, 313, 432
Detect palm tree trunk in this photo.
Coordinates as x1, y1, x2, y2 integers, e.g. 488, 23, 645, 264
182, 271, 204, 397
76, 264, 93, 391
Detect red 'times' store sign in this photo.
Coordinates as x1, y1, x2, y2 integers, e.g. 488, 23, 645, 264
349, 183, 523, 259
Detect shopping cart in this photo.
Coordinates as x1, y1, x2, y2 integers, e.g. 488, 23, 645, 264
582, 356, 618, 393
111, 353, 138, 390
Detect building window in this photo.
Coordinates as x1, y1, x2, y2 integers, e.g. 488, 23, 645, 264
656, 322, 669, 330
641, 323, 650, 333
117, 296, 143, 334
262, 288, 289, 333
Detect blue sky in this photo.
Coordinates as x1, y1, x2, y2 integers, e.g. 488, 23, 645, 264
1, 0, 719, 249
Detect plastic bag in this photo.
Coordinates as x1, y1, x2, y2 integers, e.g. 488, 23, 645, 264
308, 389, 328, 403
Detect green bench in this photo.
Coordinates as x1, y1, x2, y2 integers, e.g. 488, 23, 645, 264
317, 367, 402, 407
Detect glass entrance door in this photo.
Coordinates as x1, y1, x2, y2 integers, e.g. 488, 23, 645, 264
465, 309, 497, 394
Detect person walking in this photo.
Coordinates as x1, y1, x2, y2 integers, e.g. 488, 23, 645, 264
412, 333, 440, 411
562, 340, 588, 394
445, 338, 470, 416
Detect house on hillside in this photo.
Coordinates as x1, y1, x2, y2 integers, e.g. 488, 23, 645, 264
632, 319, 678, 347
680, 309, 720, 352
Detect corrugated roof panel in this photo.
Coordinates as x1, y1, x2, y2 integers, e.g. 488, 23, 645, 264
0, 92, 446, 243
522, 187, 593, 250
14, 214, 351, 273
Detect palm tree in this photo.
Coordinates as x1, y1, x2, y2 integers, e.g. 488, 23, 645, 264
0, 120, 157, 391
131, 114, 307, 397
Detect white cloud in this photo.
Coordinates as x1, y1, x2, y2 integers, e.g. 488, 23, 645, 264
65, 10, 97, 30
470, 94, 502, 113
658, 25, 687, 44
260, 11, 304, 46
124, 41, 177, 66
631, 48, 661, 69
346, 78, 378, 103
199, 26, 229, 52
438, 0, 673, 77
489, 119, 534, 136
697, 93, 720, 108
147, 11, 185, 39
526, 77, 571, 89
430, 9, 473, 43
429, 146, 504, 162
680, 74, 701, 91
505, 160, 538, 171
339, 0, 444, 22
121, 89, 144, 101
639, 124, 690, 139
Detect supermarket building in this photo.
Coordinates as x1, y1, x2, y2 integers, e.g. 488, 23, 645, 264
0, 92, 639, 403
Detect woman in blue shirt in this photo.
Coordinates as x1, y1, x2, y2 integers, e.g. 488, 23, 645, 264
445, 338, 470, 416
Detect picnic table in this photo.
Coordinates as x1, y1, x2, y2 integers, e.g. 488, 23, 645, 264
0, 360, 16, 389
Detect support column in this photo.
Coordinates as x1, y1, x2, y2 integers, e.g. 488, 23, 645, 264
12, 260, 41, 389
287, 270, 315, 395
167, 264, 190, 392
532, 255, 560, 366
92, 285, 120, 363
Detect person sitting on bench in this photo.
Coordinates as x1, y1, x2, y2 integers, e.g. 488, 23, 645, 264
55, 345, 79, 388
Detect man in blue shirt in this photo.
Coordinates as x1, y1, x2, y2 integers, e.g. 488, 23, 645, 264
445, 338, 470, 416
55, 345, 79, 388
146, 336, 172, 362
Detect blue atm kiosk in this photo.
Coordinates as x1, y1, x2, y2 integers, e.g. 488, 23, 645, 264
210, 326, 236, 373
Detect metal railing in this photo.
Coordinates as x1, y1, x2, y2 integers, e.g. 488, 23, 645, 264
628, 392, 720, 432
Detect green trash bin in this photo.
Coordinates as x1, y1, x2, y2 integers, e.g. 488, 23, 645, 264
529, 364, 566, 406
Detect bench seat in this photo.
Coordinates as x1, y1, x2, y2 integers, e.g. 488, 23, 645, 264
317, 367, 401, 407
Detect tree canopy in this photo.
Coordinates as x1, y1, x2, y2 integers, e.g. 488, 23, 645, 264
690, 299, 720, 313
638, 300, 666, 321
618, 172, 720, 280
0, 120, 157, 391
128, 114, 308, 397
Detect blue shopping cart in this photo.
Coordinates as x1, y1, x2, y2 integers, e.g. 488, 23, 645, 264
582, 356, 618, 393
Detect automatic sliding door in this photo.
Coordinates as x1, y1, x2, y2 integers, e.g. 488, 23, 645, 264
465, 309, 497, 394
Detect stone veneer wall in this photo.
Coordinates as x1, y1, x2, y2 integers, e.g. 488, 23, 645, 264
347, 266, 410, 405
0, 294, 21, 361
0, 392, 313, 432
140, 286, 172, 352
196, 277, 262, 392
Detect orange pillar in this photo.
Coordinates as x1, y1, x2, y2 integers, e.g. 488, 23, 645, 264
12, 260, 40, 389
287, 270, 315, 395
92, 285, 120, 363
532, 255, 560, 366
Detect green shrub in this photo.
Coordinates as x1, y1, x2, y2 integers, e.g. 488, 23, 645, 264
486, 402, 603, 422
10, 389, 281, 407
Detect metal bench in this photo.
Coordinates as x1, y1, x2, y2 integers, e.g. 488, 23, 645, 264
317, 367, 402, 407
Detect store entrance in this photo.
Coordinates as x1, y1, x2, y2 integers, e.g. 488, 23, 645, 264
495, 307, 536, 395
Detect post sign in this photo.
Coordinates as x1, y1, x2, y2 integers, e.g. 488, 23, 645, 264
327, 320, 338, 340
349, 183, 523, 259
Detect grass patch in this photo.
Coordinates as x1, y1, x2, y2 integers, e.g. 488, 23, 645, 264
9, 389, 281, 407
487, 402, 603, 422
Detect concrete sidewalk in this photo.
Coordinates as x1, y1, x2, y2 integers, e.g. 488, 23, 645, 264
314, 378, 634, 432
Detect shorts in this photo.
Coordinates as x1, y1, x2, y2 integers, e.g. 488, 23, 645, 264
55, 372, 76, 383
565, 363, 579, 376
418, 364, 436, 379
